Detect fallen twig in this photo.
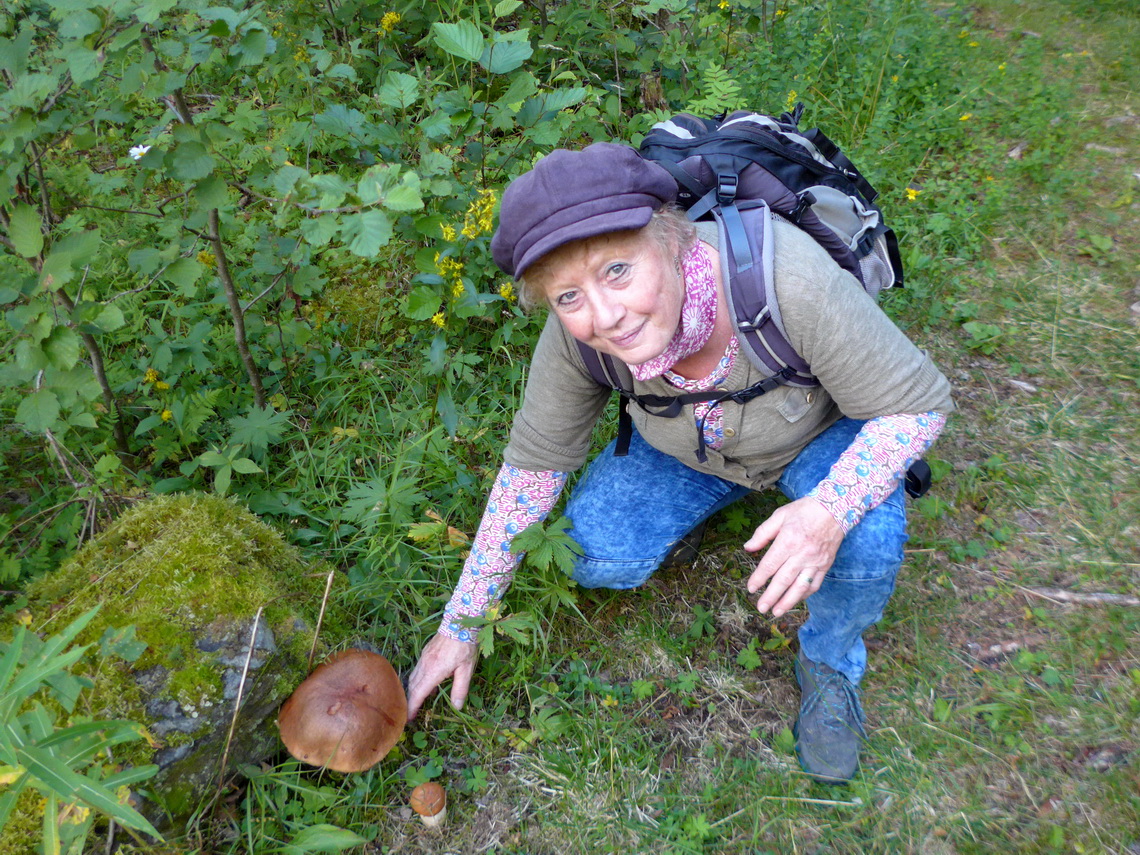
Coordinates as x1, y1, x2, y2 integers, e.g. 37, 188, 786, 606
1020, 586, 1140, 607
308, 569, 336, 669
214, 607, 263, 805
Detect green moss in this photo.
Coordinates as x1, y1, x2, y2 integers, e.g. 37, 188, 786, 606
165, 659, 224, 711
3, 492, 355, 839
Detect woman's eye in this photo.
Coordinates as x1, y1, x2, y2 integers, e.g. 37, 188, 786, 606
555, 290, 579, 307
606, 263, 628, 279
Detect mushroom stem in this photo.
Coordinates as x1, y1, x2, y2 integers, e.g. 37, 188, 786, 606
419, 805, 447, 829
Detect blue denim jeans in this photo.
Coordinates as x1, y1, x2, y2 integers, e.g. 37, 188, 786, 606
563, 418, 908, 685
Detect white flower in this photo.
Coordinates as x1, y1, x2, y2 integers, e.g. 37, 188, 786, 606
129, 144, 151, 160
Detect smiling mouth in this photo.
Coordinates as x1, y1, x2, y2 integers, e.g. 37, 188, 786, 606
608, 323, 645, 348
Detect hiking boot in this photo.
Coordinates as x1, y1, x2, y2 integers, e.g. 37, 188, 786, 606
661, 520, 708, 569
793, 648, 866, 783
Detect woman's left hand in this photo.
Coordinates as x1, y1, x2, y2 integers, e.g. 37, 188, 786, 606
743, 497, 844, 617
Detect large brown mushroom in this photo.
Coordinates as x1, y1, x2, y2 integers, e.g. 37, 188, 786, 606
278, 648, 407, 772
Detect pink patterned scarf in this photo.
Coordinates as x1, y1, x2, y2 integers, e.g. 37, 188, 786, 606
630, 241, 718, 381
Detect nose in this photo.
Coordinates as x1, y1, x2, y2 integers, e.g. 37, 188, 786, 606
588, 290, 624, 332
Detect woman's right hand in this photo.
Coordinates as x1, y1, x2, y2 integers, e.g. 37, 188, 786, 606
406, 632, 479, 719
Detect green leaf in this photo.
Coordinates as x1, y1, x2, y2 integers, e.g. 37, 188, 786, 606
98, 627, 147, 663
326, 62, 357, 81
228, 406, 291, 456
16, 389, 60, 432
343, 477, 387, 523
231, 457, 262, 475
14, 340, 48, 373
736, 640, 762, 671
432, 21, 484, 62
436, 387, 457, 437
92, 304, 125, 333
40, 248, 79, 291
541, 87, 588, 113
340, 210, 392, 257
213, 465, 232, 496
43, 327, 80, 370
164, 258, 204, 293
494, 0, 524, 16
194, 174, 229, 209
496, 71, 538, 109
285, 824, 368, 853
65, 45, 103, 83
313, 105, 367, 140
480, 36, 533, 75
376, 71, 419, 109
299, 214, 340, 247
133, 414, 163, 436
384, 175, 423, 212
236, 28, 269, 66
17, 744, 160, 837
510, 515, 581, 575
168, 141, 215, 182
8, 204, 43, 258
404, 286, 441, 321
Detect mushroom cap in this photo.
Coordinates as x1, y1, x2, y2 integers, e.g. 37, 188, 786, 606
278, 649, 407, 773
410, 782, 447, 817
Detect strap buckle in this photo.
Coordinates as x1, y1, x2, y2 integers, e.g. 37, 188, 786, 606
717, 172, 739, 206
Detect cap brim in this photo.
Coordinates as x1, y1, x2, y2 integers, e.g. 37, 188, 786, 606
514, 206, 656, 278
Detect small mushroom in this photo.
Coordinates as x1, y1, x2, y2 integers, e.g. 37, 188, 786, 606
278, 648, 406, 773
409, 782, 447, 828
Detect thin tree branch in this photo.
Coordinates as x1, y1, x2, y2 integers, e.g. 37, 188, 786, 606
242, 268, 288, 314
73, 204, 165, 218
208, 209, 265, 408
52, 287, 132, 456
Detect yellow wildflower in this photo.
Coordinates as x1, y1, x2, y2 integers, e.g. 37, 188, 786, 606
498, 282, 516, 302
380, 11, 401, 33
451, 280, 466, 298
905, 188, 921, 201
430, 312, 446, 328
784, 89, 797, 111
144, 368, 159, 384
197, 250, 216, 268
998, 63, 1006, 71
441, 223, 457, 241
891, 74, 899, 82
160, 409, 173, 422
461, 188, 497, 239
155, 380, 170, 391
968, 41, 979, 47
775, 8, 786, 16
602, 694, 619, 708
717, 0, 729, 9
959, 113, 972, 121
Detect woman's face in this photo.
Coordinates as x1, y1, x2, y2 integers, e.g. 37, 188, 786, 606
540, 230, 682, 365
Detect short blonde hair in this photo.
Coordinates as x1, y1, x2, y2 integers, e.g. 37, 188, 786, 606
516, 205, 697, 311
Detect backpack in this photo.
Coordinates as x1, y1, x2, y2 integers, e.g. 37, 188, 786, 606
575, 105, 930, 496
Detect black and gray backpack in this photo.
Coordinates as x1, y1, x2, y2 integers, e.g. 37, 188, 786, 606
576, 105, 927, 494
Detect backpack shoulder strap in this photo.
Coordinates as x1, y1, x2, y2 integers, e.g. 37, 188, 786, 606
718, 205, 817, 386
575, 342, 639, 456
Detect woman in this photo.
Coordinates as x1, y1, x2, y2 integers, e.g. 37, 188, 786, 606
407, 143, 952, 783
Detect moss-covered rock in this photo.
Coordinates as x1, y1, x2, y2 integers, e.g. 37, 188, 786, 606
6, 492, 353, 843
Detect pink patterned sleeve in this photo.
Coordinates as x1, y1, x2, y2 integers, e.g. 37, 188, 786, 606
439, 463, 568, 642
808, 412, 947, 534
